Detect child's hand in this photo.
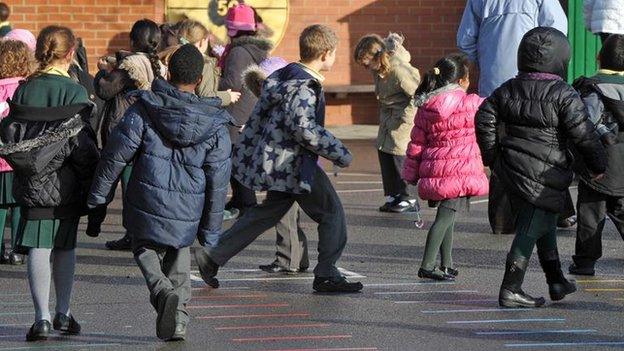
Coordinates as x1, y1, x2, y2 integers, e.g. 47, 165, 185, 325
228, 89, 241, 103
97, 56, 115, 72
591, 173, 605, 181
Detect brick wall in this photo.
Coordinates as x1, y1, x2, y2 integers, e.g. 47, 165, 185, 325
272, 0, 467, 125
3, 0, 466, 125
4, 0, 165, 73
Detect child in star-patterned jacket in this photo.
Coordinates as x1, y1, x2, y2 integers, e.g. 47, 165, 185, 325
194, 24, 363, 293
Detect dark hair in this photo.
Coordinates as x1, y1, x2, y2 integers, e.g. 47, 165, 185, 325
168, 44, 204, 85
130, 19, 162, 79
0, 3, 9, 22
354, 34, 391, 76
599, 34, 624, 71
415, 53, 469, 95
35, 26, 77, 72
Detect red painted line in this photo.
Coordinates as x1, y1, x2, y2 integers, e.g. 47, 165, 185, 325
192, 294, 267, 299
258, 348, 378, 351
215, 323, 330, 331
188, 303, 289, 309
233, 334, 352, 343
196, 312, 310, 320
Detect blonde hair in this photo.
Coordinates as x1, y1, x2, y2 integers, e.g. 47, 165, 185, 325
299, 24, 338, 61
35, 25, 76, 71
354, 34, 391, 76
0, 40, 36, 79
177, 19, 209, 45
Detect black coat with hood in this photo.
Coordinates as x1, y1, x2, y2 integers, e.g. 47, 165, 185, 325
88, 79, 232, 249
476, 27, 607, 213
219, 35, 273, 142
0, 102, 100, 220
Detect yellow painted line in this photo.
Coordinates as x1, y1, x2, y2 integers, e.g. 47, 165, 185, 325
584, 288, 624, 292
614, 298, 624, 301
576, 279, 624, 284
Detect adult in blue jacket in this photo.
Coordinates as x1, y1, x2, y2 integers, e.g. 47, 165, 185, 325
457, 0, 568, 98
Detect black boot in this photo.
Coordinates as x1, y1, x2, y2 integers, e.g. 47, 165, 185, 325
538, 250, 577, 301
499, 254, 545, 308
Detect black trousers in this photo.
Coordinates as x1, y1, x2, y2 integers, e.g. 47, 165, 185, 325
227, 175, 257, 211
378, 150, 410, 200
208, 166, 346, 278
573, 181, 624, 268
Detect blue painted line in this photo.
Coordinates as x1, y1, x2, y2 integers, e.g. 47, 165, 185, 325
476, 329, 596, 335
506, 341, 624, 348
448, 318, 566, 324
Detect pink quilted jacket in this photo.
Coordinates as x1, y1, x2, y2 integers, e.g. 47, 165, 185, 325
0, 77, 23, 172
402, 87, 489, 201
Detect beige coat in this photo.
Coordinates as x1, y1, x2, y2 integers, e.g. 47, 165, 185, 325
374, 42, 420, 155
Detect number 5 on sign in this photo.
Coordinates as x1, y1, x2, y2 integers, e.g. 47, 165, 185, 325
165, 0, 289, 47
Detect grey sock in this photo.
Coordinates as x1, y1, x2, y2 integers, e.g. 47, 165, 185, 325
27, 248, 52, 322
53, 248, 76, 316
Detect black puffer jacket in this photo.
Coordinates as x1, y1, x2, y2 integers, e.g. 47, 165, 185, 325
0, 103, 100, 219
476, 27, 607, 213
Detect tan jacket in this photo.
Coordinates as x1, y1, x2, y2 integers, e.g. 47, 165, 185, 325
374, 43, 420, 155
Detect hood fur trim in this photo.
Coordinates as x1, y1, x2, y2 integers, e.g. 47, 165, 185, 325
230, 35, 274, 51
414, 84, 462, 107
0, 115, 85, 156
242, 65, 267, 98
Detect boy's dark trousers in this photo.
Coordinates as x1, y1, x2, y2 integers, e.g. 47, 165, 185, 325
207, 166, 346, 279
573, 181, 624, 269
134, 245, 191, 327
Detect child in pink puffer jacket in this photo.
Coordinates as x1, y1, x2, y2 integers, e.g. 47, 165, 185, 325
402, 53, 489, 281
0, 30, 36, 265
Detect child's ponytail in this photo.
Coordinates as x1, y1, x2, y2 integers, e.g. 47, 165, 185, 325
35, 26, 76, 73
415, 53, 469, 96
130, 19, 163, 79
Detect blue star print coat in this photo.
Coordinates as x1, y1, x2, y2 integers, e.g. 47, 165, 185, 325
232, 63, 352, 194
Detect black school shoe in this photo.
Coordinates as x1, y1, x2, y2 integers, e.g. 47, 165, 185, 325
418, 267, 455, 281
313, 276, 363, 293
167, 323, 187, 341
156, 289, 179, 340
53, 313, 81, 334
259, 262, 308, 274
193, 248, 220, 288
389, 199, 419, 213
568, 263, 595, 276
440, 266, 459, 277
105, 235, 132, 251
26, 320, 51, 341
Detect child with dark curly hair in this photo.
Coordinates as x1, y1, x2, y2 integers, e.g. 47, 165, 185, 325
0, 35, 36, 265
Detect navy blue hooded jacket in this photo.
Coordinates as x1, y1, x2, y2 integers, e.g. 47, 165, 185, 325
88, 79, 232, 249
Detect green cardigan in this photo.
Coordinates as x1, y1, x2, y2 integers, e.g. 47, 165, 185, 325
12, 73, 89, 107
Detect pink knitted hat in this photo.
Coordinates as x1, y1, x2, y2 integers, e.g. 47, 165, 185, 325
225, 4, 256, 37
3, 29, 36, 51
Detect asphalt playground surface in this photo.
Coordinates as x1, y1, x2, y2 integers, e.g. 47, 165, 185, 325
1, 139, 624, 351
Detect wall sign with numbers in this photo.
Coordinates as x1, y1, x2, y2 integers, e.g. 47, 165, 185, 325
165, 0, 289, 47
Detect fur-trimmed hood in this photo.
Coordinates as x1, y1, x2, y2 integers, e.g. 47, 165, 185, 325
229, 35, 274, 52
0, 102, 93, 175
384, 33, 412, 64
118, 53, 167, 91
242, 65, 266, 97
